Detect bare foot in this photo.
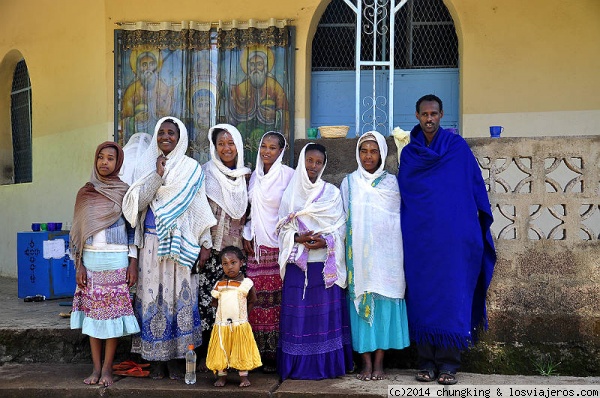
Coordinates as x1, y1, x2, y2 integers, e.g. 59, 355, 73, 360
99, 369, 114, 387
84, 369, 101, 385
239, 375, 251, 387
356, 369, 372, 381
196, 357, 209, 373
149, 361, 167, 380
214, 375, 227, 387
371, 370, 386, 380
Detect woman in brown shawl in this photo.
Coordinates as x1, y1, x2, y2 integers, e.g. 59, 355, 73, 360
70, 142, 140, 387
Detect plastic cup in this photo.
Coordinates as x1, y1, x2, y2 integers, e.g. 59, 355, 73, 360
40, 223, 48, 231
56, 222, 63, 231
307, 128, 319, 139
47, 223, 56, 231
31, 223, 41, 231
489, 125, 504, 138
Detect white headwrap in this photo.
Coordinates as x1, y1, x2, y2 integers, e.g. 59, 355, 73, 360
203, 124, 251, 220
276, 143, 347, 289
244, 132, 294, 256
341, 131, 405, 320
122, 116, 216, 268
120, 132, 152, 185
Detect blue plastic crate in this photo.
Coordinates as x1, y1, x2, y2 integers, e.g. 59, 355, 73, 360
17, 231, 76, 299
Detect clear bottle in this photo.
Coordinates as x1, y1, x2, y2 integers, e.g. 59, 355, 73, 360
185, 344, 196, 385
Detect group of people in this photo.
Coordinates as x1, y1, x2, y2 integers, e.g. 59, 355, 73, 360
68, 94, 496, 388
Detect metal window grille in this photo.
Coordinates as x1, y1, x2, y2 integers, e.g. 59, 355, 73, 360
11, 60, 32, 184
312, 0, 458, 71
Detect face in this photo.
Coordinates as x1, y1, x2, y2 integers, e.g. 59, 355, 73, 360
416, 100, 443, 136
138, 54, 158, 89
249, 54, 267, 88
221, 252, 242, 278
157, 121, 180, 155
259, 135, 283, 168
304, 149, 325, 183
96, 146, 118, 177
359, 140, 381, 174
215, 130, 238, 168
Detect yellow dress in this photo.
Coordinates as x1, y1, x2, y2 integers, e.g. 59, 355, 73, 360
206, 277, 262, 372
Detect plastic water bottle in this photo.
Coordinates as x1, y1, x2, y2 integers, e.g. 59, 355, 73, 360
185, 344, 196, 385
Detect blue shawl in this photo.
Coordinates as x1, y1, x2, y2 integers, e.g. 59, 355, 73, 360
397, 124, 496, 349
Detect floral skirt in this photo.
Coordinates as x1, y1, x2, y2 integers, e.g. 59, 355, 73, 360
71, 250, 139, 339
246, 245, 282, 364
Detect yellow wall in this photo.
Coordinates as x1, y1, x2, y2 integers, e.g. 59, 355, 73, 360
0, 0, 599, 277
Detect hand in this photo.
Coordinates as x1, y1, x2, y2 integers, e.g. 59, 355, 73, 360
76, 264, 87, 289
126, 257, 138, 288
243, 238, 255, 256
156, 155, 167, 177
197, 247, 211, 271
304, 234, 326, 250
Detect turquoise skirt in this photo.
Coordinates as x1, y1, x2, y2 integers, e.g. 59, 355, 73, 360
347, 294, 410, 353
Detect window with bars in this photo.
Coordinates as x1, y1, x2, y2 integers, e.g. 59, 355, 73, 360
312, 0, 458, 71
10, 60, 33, 184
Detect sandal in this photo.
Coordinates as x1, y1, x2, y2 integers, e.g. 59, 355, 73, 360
416, 369, 436, 382
113, 365, 150, 378
112, 360, 150, 371
437, 371, 458, 385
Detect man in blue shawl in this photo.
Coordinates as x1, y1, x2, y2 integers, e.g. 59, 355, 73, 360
397, 94, 496, 385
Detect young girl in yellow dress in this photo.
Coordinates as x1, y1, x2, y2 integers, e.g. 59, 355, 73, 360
206, 246, 262, 387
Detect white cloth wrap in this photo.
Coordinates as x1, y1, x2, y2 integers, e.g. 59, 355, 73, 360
276, 143, 347, 288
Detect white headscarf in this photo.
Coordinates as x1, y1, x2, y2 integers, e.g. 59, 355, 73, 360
203, 124, 251, 220
342, 131, 405, 318
276, 143, 347, 288
122, 116, 216, 268
245, 132, 294, 254
120, 132, 152, 185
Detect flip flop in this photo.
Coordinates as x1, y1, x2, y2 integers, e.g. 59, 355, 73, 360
112, 360, 150, 371
113, 366, 150, 377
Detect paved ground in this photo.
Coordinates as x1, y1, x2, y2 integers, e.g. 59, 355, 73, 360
1, 276, 599, 397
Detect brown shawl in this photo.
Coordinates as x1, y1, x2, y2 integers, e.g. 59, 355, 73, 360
70, 142, 129, 260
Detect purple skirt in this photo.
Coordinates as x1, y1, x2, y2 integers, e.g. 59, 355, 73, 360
277, 261, 354, 380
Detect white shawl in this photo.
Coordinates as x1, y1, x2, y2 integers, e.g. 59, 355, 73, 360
341, 131, 405, 314
122, 116, 216, 268
244, 132, 294, 255
276, 143, 347, 289
203, 124, 251, 220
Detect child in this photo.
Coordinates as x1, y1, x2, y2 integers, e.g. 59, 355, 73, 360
206, 246, 262, 387
70, 142, 140, 387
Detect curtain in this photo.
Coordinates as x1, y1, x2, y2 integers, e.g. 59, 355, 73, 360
216, 22, 291, 166
116, 20, 292, 166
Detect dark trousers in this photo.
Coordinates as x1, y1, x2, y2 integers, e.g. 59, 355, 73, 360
416, 343, 461, 374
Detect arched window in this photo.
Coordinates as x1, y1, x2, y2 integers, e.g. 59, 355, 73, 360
11, 59, 32, 183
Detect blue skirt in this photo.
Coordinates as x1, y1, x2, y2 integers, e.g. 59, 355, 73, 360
348, 294, 410, 353
277, 262, 354, 380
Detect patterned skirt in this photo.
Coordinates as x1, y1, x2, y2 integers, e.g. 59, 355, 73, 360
71, 250, 140, 339
246, 245, 282, 364
131, 230, 202, 361
277, 262, 354, 380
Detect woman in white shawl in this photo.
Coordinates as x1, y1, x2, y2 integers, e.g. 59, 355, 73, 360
122, 117, 216, 379
242, 131, 294, 372
197, 123, 251, 367
276, 143, 353, 380
340, 131, 410, 381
